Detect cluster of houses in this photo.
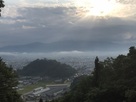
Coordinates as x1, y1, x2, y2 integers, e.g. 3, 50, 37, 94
17, 69, 91, 102
17, 76, 42, 91
22, 84, 70, 102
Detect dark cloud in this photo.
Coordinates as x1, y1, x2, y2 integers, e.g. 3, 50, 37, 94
0, 6, 136, 53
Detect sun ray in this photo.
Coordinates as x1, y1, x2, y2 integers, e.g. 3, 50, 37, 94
73, 0, 122, 18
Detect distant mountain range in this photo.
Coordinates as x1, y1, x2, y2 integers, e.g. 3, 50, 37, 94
0, 41, 130, 53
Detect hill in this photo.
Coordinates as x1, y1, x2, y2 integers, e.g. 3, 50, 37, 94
17, 59, 76, 79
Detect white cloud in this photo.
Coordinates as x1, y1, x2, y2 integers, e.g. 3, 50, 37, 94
0, 18, 26, 24
22, 25, 36, 29
123, 32, 133, 40
117, 0, 136, 4
0, 19, 16, 24
2, 6, 22, 18
4, 0, 136, 19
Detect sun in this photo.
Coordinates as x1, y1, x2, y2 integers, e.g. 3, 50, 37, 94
88, 0, 116, 16
74, 0, 119, 17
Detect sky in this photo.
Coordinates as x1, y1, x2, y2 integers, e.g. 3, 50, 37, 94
0, 0, 136, 56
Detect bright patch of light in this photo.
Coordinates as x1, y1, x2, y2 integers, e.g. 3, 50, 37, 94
88, 0, 116, 16
74, 0, 123, 17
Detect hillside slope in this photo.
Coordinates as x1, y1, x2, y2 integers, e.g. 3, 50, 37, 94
18, 59, 76, 79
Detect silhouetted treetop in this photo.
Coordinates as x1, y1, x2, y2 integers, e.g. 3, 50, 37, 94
18, 58, 76, 79
0, 0, 5, 16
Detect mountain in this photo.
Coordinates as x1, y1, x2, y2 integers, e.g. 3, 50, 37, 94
0, 42, 46, 52
0, 41, 130, 53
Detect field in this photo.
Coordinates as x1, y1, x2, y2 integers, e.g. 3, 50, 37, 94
18, 81, 54, 95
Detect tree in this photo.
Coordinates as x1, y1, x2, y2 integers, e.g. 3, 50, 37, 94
93, 56, 100, 86
50, 46, 136, 102
0, 0, 5, 16
0, 58, 23, 102
39, 98, 43, 102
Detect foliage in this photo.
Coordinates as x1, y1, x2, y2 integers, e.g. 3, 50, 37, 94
0, 58, 23, 102
0, 0, 5, 16
51, 46, 136, 102
18, 59, 76, 79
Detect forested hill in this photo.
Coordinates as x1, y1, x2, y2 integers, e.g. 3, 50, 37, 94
17, 59, 76, 78
52, 46, 136, 102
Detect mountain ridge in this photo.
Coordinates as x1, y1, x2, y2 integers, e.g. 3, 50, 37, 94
0, 41, 129, 53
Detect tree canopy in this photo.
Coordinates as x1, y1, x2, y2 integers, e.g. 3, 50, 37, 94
0, 0, 5, 16
0, 58, 23, 102
18, 58, 76, 79
52, 46, 136, 102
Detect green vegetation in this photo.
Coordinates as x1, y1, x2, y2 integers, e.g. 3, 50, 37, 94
0, 58, 23, 102
52, 46, 136, 102
18, 81, 51, 94
17, 58, 76, 79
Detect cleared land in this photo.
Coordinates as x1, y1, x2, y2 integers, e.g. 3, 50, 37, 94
18, 81, 55, 95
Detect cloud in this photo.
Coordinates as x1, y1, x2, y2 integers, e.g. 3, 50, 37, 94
0, 18, 26, 24
2, 6, 22, 18
22, 25, 36, 29
0, 51, 127, 59
117, 0, 136, 4
0, 1, 136, 52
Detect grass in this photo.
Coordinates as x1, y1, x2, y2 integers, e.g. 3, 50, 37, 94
18, 81, 54, 95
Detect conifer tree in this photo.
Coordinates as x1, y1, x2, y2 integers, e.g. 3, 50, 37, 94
93, 56, 100, 86
0, 58, 23, 102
